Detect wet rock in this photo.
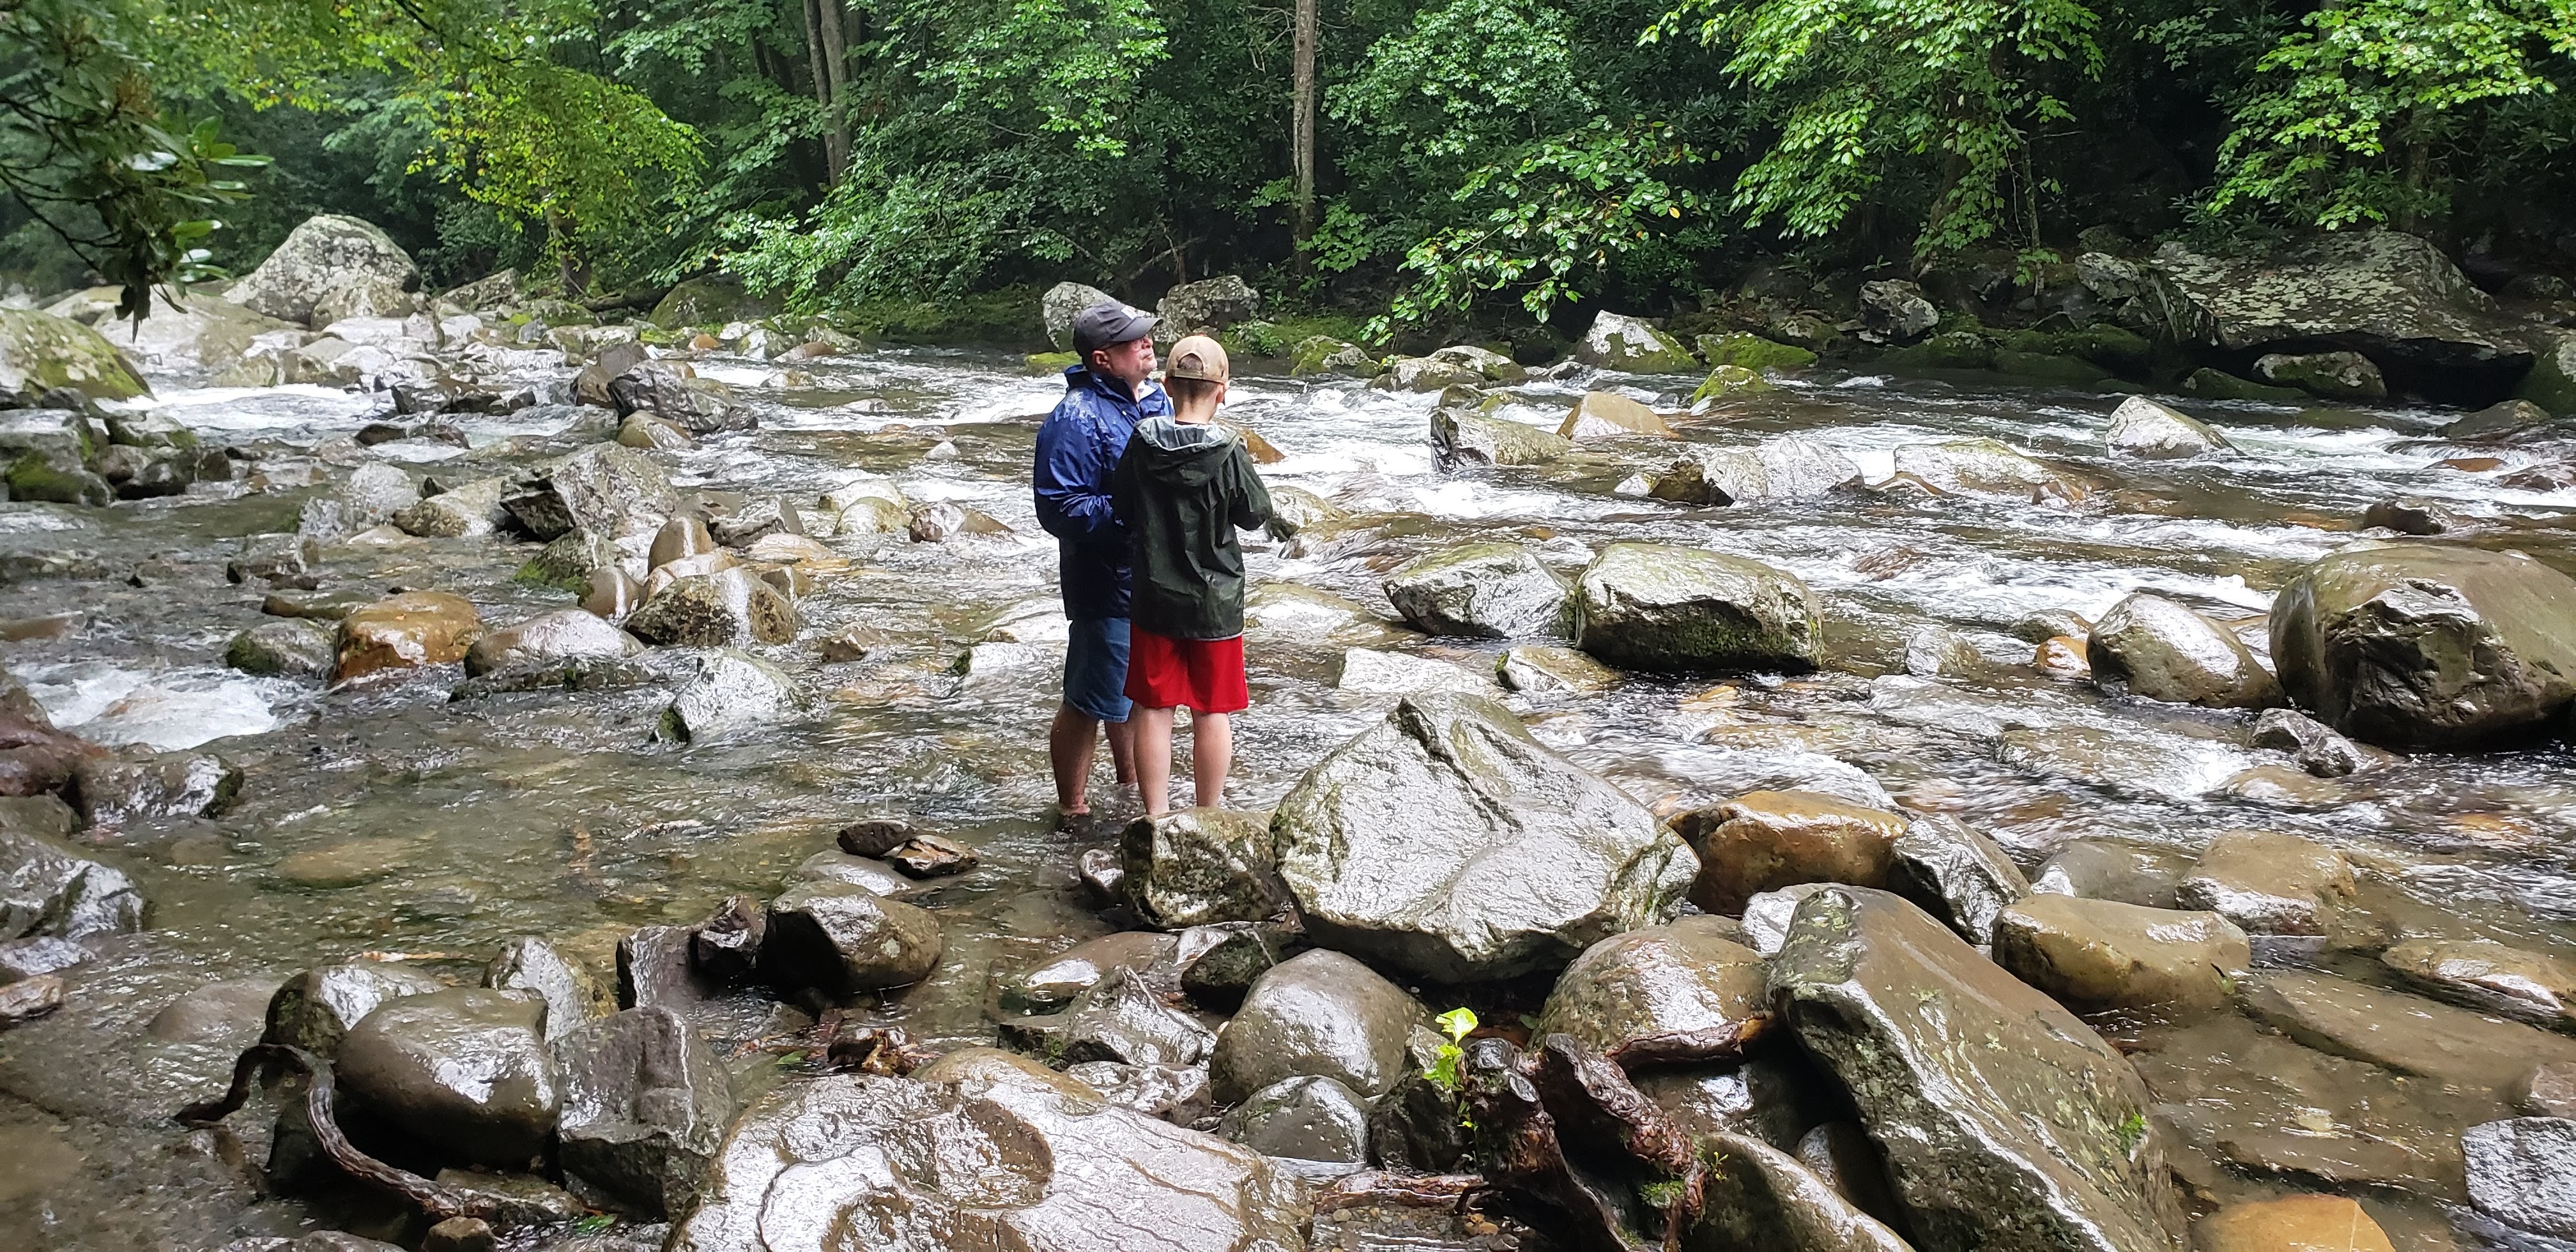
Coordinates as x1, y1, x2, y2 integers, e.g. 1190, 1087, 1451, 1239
1912, 625, 1988, 682
0, 973, 65, 1023
617, 411, 694, 451
2174, 830, 2353, 936
617, 925, 719, 1011
669, 1073, 1306, 1252
1885, 813, 2030, 945
332, 591, 483, 683
2256, 349, 2386, 402
1054, 968, 1214, 1067
1383, 543, 1568, 639
683, 896, 765, 985
1989, 894, 2248, 1012
298, 462, 419, 540
630, 569, 799, 649
1633, 1055, 1832, 1150
2359, 496, 2460, 536
2086, 592, 2281, 708
1363, 1069, 1470, 1170
1222, 1075, 1368, 1166
0, 825, 144, 940
759, 880, 942, 997
1460, 1034, 1704, 1251
2444, 397, 2556, 441
2248, 707, 2367, 777
2195, 1194, 2398, 1252
882, 832, 976, 878
795, 850, 917, 897
1333, 647, 1488, 696
226, 619, 335, 678
70, 750, 240, 824
610, 367, 751, 435
5, 446, 112, 505
553, 1005, 737, 1219
1859, 280, 1939, 341
656, 649, 802, 742
0, 935, 87, 982
2105, 395, 2231, 459
0, 406, 99, 463
1040, 282, 1117, 350
335, 987, 559, 1168
581, 567, 647, 623
2520, 328, 2576, 414
1495, 644, 1620, 696
1065, 1061, 1211, 1123
1575, 311, 1698, 372
1290, 335, 1374, 376
2031, 840, 2189, 908
1687, 363, 1774, 404
391, 477, 510, 538
912, 1046, 1106, 1103
463, 610, 643, 679
1649, 436, 1863, 507
1374, 355, 1480, 392
707, 496, 804, 549
1889, 436, 2078, 499
501, 443, 678, 541
1210, 949, 1428, 1103
1556, 390, 1676, 439
1770, 887, 2185, 1252
2381, 938, 2576, 1033
1529, 916, 1770, 1067
1670, 790, 1906, 914
1573, 540, 1821, 673
1165, 922, 1280, 1010
2464, 1118, 2576, 1237
263, 961, 447, 1056
423, 1217, 495, 1252
1156, 275, 1261, 335
2147, 231, 2531, 374
1427, 342, 1526, 383
1430, 406, 1571, 466
2271, 542, 2576, 747
516, 528, 625, 593
997, 931, 1176, 1015
142, 977, 280, 1047
1271, 692, 1696, 982
2136, 1014, 2466, 1195
2520, 1062, 2576, 1117
1120, 807, 1288, 929
835, 815, 923, 859
2241, 970, 2576, 1092
574, 340, 651, 407
905, 501, 1011, 541
1695, 1130, 1914, 1252
0, 712, 93, 800
485, 936, 609, 1042
224, 215, 418, 326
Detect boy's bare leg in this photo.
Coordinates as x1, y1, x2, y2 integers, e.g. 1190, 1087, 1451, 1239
1106, 716, 1138, 786
1049, 705, 1103, 816
1133, 706, 1176, 816
1192, 711, 1232, 810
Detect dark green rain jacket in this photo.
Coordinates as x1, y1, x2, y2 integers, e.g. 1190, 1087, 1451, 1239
1110, 417, 1278, 640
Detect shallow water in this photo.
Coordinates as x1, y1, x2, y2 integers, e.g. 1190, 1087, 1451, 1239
4, 345, 2574, 1249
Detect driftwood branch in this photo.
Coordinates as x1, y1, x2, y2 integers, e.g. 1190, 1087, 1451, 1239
176, 1042, 494, 1220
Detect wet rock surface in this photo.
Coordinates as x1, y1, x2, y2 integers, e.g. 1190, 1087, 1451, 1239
1990, 893, 2248, 1011
1528, 915, 1770, 1065
759, 880, 942, 997
333, 986, 560, 1168
2089, 592, 2282, 708
1119, 806, 1288, 929
1574, 541, 1822, 672
1672, 789, 1906, 914
1211, 948, 1427, 1103
553, 1005, 736, 1218
1381, 542, 1568, 638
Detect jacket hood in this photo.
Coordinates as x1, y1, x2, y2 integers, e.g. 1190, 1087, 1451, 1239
1131, 417, 1236, 486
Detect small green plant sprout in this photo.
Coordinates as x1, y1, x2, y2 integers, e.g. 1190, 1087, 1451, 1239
1423, 1007, 1479, 1094
2113, 1110, 2149, 1155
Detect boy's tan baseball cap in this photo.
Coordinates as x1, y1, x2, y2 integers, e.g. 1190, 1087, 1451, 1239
1166, 335, 1230, 382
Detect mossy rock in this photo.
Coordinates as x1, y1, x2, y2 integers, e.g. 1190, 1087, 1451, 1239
1025, 351, 1079, 375
0, 309, 150, 404
6, 450, 113, 505
1698, 332, 1817, 372
836, 284, 1046, 347
1291, 335, 1374, 377
2182, 368, 2303, 403
649, 276, 776, 329
1883, 331, 1994, 371
1689, 365, 1775, 405
1995, 325, 2152, 374
1993, 350, 2112, 386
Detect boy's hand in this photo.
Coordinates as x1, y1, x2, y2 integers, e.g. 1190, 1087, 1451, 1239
1264, 516, 1300, 542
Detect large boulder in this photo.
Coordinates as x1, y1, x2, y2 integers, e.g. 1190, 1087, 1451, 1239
463, 609, 643, 678
225, 215, 419, 327
2256, 349, 2385, 402
46, 287, 299, 377
553, 1006, 737, 1219
1155, 276, 1261, 337
1430, 407, 1570, 466
2146, 231, 2534, 375
668, 1074, 1307, 1252
1119, 807, 1289, 930
0, 826, 144, 940
2087, 592, 2282, 708
0, 310, 149, 402
2267, 544, 2576, 747
2520, 328, 2576, 415
1648, 438, 1860, 507
1042, 282, 1117, 351
332, 592, 483, 683
1859, 280, 1940, 342
500, 443, 679, 541
2104, 396, 2230, 460
1889, 437, 2080, 498
1770, 887, 2186, 1252
1574, 311, 1698, 373
1381, 542, 1568, 638
334, 988, 559, 1168
647, 276, 773, 329
1572, 541, 1821, 673
1270, 693, 1697, 982
609, 366, 751, 435
1529, 917, 1770, 1065
759, 880, 942, 997
627, 569, 799, 648
1209, 949, 1428, 1103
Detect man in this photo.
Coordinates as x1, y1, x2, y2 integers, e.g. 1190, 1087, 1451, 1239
1033, 300, 1171, 820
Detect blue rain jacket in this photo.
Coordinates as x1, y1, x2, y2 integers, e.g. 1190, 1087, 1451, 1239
1033, 365, 1171, 619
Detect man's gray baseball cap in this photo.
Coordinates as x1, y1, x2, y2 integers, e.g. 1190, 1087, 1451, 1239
1071, 300, 1156, 355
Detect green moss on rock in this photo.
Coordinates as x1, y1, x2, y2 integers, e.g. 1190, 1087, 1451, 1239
0, 309, 150, 403
1698, 332, 1817, 371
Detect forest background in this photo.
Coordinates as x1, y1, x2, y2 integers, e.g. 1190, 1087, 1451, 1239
6, 0, 2576, 344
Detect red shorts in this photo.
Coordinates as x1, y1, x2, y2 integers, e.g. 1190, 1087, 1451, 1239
1124, 629, 1249, 714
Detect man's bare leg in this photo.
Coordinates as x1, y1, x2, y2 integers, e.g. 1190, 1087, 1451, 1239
1131, 705, 1176, 816
1049, 704, 1103, 816
1192, 711, 1232, 809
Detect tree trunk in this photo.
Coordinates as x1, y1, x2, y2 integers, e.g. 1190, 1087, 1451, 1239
803, 0, 850, 181
1290, 0, 1318, 256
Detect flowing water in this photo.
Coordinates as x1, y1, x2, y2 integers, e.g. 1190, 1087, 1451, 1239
4, 345, 2574, 1249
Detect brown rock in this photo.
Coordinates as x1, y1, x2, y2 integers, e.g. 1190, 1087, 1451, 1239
1672, 790, 1907, 913
648, 514, 716, 569
2174, 828, 2354, 935
1529, 916, 1771, 1067
332, 592, 482, 682
2242, 970, 2576, 1092
0, 973, 65, 1023
884, 832, 977, 878
2380, 938, 2576, 1033
1556, 390, 1675, 440
2196, 1194, 2398, 1252
2519, 1060, 2576, 1117
1989, 894, 2249, 1012
910, 1045, 1104, 1103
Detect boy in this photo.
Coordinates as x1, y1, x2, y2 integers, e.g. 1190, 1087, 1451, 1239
1110, 335, 1282, 815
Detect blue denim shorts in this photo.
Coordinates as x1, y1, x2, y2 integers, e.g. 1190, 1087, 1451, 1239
1062, 616, 1132, 722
